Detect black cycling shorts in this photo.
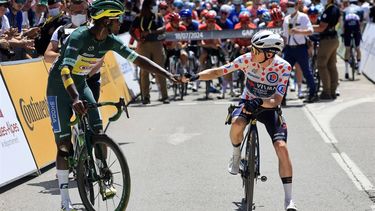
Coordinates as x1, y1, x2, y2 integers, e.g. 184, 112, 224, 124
344, 32, 361, 47
232, 99, 288, 143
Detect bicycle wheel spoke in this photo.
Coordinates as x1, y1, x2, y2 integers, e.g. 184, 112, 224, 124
108, 159, 118, 169
113, 182, 123, 187
111, 171, 121, 175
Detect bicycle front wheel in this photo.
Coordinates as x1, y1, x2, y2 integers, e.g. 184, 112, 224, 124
244, 129, 257, 211
77, 134, 131, 211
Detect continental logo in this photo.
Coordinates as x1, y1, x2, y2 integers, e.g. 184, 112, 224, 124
19, 97, 49, 131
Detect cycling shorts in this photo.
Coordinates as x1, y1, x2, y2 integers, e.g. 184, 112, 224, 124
343, 32, 361, 47
232, 100, 288, 143
46, 75, 102, 142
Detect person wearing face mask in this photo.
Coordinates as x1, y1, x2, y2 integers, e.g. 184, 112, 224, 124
34, 0, 70, 56
130, 0, 170, 104
282, 0, 318, 104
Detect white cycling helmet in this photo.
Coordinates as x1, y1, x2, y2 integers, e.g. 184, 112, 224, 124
251, 30, 284, 53
220, 4, 232, 13
232, 0, 242, 5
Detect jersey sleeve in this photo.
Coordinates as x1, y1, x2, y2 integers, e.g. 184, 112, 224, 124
50, 26, 62, 42
111, 35, 139, 63
61, 29, 84, 67
220, 53, 252, 75
275, 62, 292, 97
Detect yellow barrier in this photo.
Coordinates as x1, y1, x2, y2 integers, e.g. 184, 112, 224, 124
0, 52, 132, 172
0, 58, 56, 169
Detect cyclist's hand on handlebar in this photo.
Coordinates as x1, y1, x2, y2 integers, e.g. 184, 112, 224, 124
243, 98, 263, 114
72, 98, 87, 115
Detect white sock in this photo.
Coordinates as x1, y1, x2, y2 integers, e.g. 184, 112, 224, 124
297, 84, 302, 95
357, 61, 361, 70
281, 177, 293, 203
57, 169, 70, 203
233, 145, 241, 156
345, 62, 349, 74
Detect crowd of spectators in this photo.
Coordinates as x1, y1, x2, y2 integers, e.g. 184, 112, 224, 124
0, 0, 374, 104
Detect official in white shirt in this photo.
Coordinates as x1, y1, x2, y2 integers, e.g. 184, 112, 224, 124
282, 0, 317, 103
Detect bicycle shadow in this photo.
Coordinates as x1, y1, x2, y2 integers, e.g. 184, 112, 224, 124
233, 199, 265, 211
27, 178, 77, 195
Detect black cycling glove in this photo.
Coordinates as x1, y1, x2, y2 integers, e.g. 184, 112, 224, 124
184, 72, 200, 82
244, 98, 263, 113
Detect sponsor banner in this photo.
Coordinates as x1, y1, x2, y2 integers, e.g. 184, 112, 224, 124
160, 27, 283, 41
0, 73, 38, 187
99, 59, 122, 127
0, 58, 56, 169
361, 23, 375, 82
104, 52, 132, 103
117, 33, 140, 100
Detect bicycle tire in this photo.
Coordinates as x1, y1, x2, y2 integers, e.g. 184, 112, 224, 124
244, 128, 257, 211
350, 47, 356, 81
77, 134, 131, 211
179, 83, 184, 100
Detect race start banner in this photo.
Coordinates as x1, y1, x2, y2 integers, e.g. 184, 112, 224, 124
0, 58, 56, 169
0, 73, 37, 187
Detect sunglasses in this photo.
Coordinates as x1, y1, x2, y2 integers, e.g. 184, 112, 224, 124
221, 11, 228, 15
109, 16, 123, 23
250, 46, 261, 55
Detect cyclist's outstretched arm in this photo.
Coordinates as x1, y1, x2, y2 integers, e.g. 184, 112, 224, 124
112, 36, 177, 82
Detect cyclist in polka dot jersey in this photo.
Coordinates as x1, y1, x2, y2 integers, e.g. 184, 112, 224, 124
184, 30, 298, 211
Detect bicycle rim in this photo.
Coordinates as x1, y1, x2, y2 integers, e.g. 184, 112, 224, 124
244, 129, 257, 211
205, 81, 210, 99
77, 134, 131, 211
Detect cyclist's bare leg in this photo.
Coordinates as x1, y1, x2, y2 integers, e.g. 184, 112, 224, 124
294, 63, 303, 98
228, 116, 248, 174
56, 138, 74, 208
196, 49, 208, 89
273, 140, 294, 207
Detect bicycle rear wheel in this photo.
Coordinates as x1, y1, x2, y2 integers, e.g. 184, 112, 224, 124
244, 129, 257, 211
350, 47, 356, 81
77, 134, 131, 211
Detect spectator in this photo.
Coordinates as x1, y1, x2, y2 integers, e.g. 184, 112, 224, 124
6, 0, 25, 33
21, 0, 34, 28
228, 0, 246, 25
0, 0, 10, 35
34, 0, 70, 56
130, 0, 170, 104
217, 4, 234, 29
34, 0, 48, 26
119, 0, 138, 33
313, 0, 340, 100
283, 0, 317, 103
370, 3, 375, 22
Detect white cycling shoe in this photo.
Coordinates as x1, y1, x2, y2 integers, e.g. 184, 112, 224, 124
61, 200, 76, 211
227, 155, 241, 175
285, 200, 298, 211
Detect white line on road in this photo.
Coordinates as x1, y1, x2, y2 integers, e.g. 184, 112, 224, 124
213, 101, 234, 105
332, 153, 374, 191
178, 102, 198, 106
302, 107, 336, 143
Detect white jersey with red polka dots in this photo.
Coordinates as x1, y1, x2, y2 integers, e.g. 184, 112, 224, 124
222, 53, 292, 100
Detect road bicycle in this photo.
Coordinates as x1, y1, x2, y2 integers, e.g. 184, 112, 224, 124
347, 34, 358, 81
310, 38, 321, 95
225, 105, 279, 211
69, 98, 131, 211
168, 51, 187, 100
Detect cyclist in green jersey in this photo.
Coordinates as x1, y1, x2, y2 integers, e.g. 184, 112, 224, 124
46, 0, 178, 210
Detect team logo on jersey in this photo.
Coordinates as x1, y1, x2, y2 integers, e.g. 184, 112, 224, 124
88, 46, 95, 51
266, 72, 279, 83
277, 85, 287, 95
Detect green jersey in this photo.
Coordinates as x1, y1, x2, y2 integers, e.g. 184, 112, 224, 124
49, 25, 138, 86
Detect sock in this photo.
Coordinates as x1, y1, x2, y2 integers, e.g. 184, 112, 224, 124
57, 169, 70, 203
281, 177, 293, 203
297, 84, 302, 95
357, 60, 361, 70
345, 61, 349, 74
232, 143, 241, 156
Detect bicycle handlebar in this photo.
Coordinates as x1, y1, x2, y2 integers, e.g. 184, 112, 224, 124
69, 98, 129, 126
225, 104, 280, 125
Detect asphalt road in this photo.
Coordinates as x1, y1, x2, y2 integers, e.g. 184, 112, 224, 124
1, 59, 375, 211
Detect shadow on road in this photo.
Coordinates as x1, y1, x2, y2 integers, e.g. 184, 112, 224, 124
233, 199, 265, 211
27, 178, 77, 195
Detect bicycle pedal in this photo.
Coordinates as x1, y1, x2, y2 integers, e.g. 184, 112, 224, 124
260, 176, 267, 182
102, 186, 117, 200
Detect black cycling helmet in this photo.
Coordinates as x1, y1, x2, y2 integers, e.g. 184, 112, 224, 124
89, 0, 125, 20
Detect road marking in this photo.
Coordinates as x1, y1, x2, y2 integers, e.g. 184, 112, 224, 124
213, 101, 233, 105
167, 127, 200, 145
302, 107, 336, 143
332, 153, 374, 191
178, 102, 198, 106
